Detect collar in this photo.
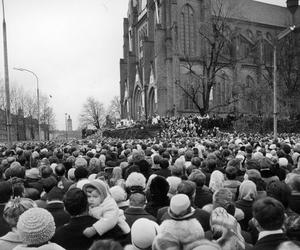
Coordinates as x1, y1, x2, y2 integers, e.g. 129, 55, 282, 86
258, 229, 283, 240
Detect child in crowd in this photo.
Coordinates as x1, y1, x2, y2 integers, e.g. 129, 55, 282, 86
82, 180, 130, 238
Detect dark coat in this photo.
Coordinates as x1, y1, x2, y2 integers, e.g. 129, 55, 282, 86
236, 199, 254, 231
154, 168, 172, 178
250, 233, 288, 250
46, 202, 71, 228
124, 207, 157, 227
157, 206, 210, 232
194, 187, 212, 209
0, 204, 10, 237
52, 215, 126, 250
145, 196, 170, 218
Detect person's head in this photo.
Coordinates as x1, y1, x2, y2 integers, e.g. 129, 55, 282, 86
83, 180, 109, 208
225, 166, 237, 180
209, 170, 224, 193
17, 207, 56, 246
3, 197, 36, 228
252, 197, 285, 231
159, 158, 169, 169
191, 157, 201, 168
54, 163, 66, 177
212, 188, 235, 216
0, 181, 12, 203
74, 166, 89, 181
177, 180, 196, 201
153, 155, 161, 165
238, 180, 257, 201
40, 165, 53, 178
75, 157, 88, 168
129, 192, 146, 207
63, 188, 88, 216
89, 239, 123, 250
188, 170, 206, 188
285, 173, 300, 192
266, 180, 291, 208
131, 218, 160, 250
185, 150, 193, 161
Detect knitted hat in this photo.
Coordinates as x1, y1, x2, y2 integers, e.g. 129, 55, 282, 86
245, 169, 261, 180
67, 168, 76, 181
253, 152, 264, 160
186, 239, 221, 250
17, 207, 55, 245
131, 218, 159, 249
125, 172, 146, 189
168, 194, 195, 220
47, 186, 64, 201
110, 185, 127, 203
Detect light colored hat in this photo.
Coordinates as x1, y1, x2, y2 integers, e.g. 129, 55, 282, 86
131, 218, 159, 249
110, 185, 127, 203
252, 152, 264, 160
75, 157, 87, 168
278, 157, 288, 167
17, 207, 55, 245
168, 194, 195, 220
25, 168, 40, 179
294, 143, 300, 153
125, 172, 146, 189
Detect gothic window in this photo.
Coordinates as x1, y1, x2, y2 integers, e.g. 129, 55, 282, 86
263, 40, 273, 66
180, 4, 195, 56
138, 22, 148, 59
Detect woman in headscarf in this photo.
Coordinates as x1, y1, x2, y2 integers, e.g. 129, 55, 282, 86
209, 170, 225, 193
235, 180, 257, 231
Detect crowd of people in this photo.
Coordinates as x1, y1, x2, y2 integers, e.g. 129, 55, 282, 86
0, 132, 300, 249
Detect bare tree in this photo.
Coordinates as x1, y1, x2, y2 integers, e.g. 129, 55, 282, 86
262, 33, 300, 118
39, 94, 56, 130
79, 97, 105, 129
176, 0, 257, 116
107, 96, 121, 122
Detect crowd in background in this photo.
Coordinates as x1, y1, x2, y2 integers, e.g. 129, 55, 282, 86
0, 133, 300, 249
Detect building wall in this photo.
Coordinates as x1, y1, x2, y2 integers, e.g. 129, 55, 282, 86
0, 109, 49, 142
120, 0, 300, 120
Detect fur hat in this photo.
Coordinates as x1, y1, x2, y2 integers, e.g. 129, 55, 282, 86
131, 218, 159, 249
125, 172, 146, 189
168, 194, 195, 220
17, 207, 55, 245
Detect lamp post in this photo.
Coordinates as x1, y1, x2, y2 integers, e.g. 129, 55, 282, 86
273, 25, 295, 140
65, 113, 68, 140
2, 0, 11, 145
14, 68, 40, 141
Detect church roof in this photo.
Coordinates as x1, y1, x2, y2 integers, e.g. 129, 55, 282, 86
212, 0, 293, 27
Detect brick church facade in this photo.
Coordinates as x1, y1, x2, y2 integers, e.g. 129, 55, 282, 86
119, 0, 300, 120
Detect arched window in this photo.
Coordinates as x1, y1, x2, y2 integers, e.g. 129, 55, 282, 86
180, 4, 195, 56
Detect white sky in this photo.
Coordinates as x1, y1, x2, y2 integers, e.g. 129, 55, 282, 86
0, 0, 286, 130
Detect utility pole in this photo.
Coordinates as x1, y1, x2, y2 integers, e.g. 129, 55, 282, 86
2, 0, 11, 145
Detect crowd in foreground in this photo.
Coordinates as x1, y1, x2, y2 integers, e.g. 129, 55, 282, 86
0, 133, 300, 250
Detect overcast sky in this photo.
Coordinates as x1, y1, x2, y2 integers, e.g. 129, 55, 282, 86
0, 0, 285, 130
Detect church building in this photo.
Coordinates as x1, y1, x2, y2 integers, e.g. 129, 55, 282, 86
119, 0, 300, 120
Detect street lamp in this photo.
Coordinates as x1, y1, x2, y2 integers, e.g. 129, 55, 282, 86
273, 25, 296, 140
2, 0, 11, 145
65, 113, 68, 140
14, 67, 40, 141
